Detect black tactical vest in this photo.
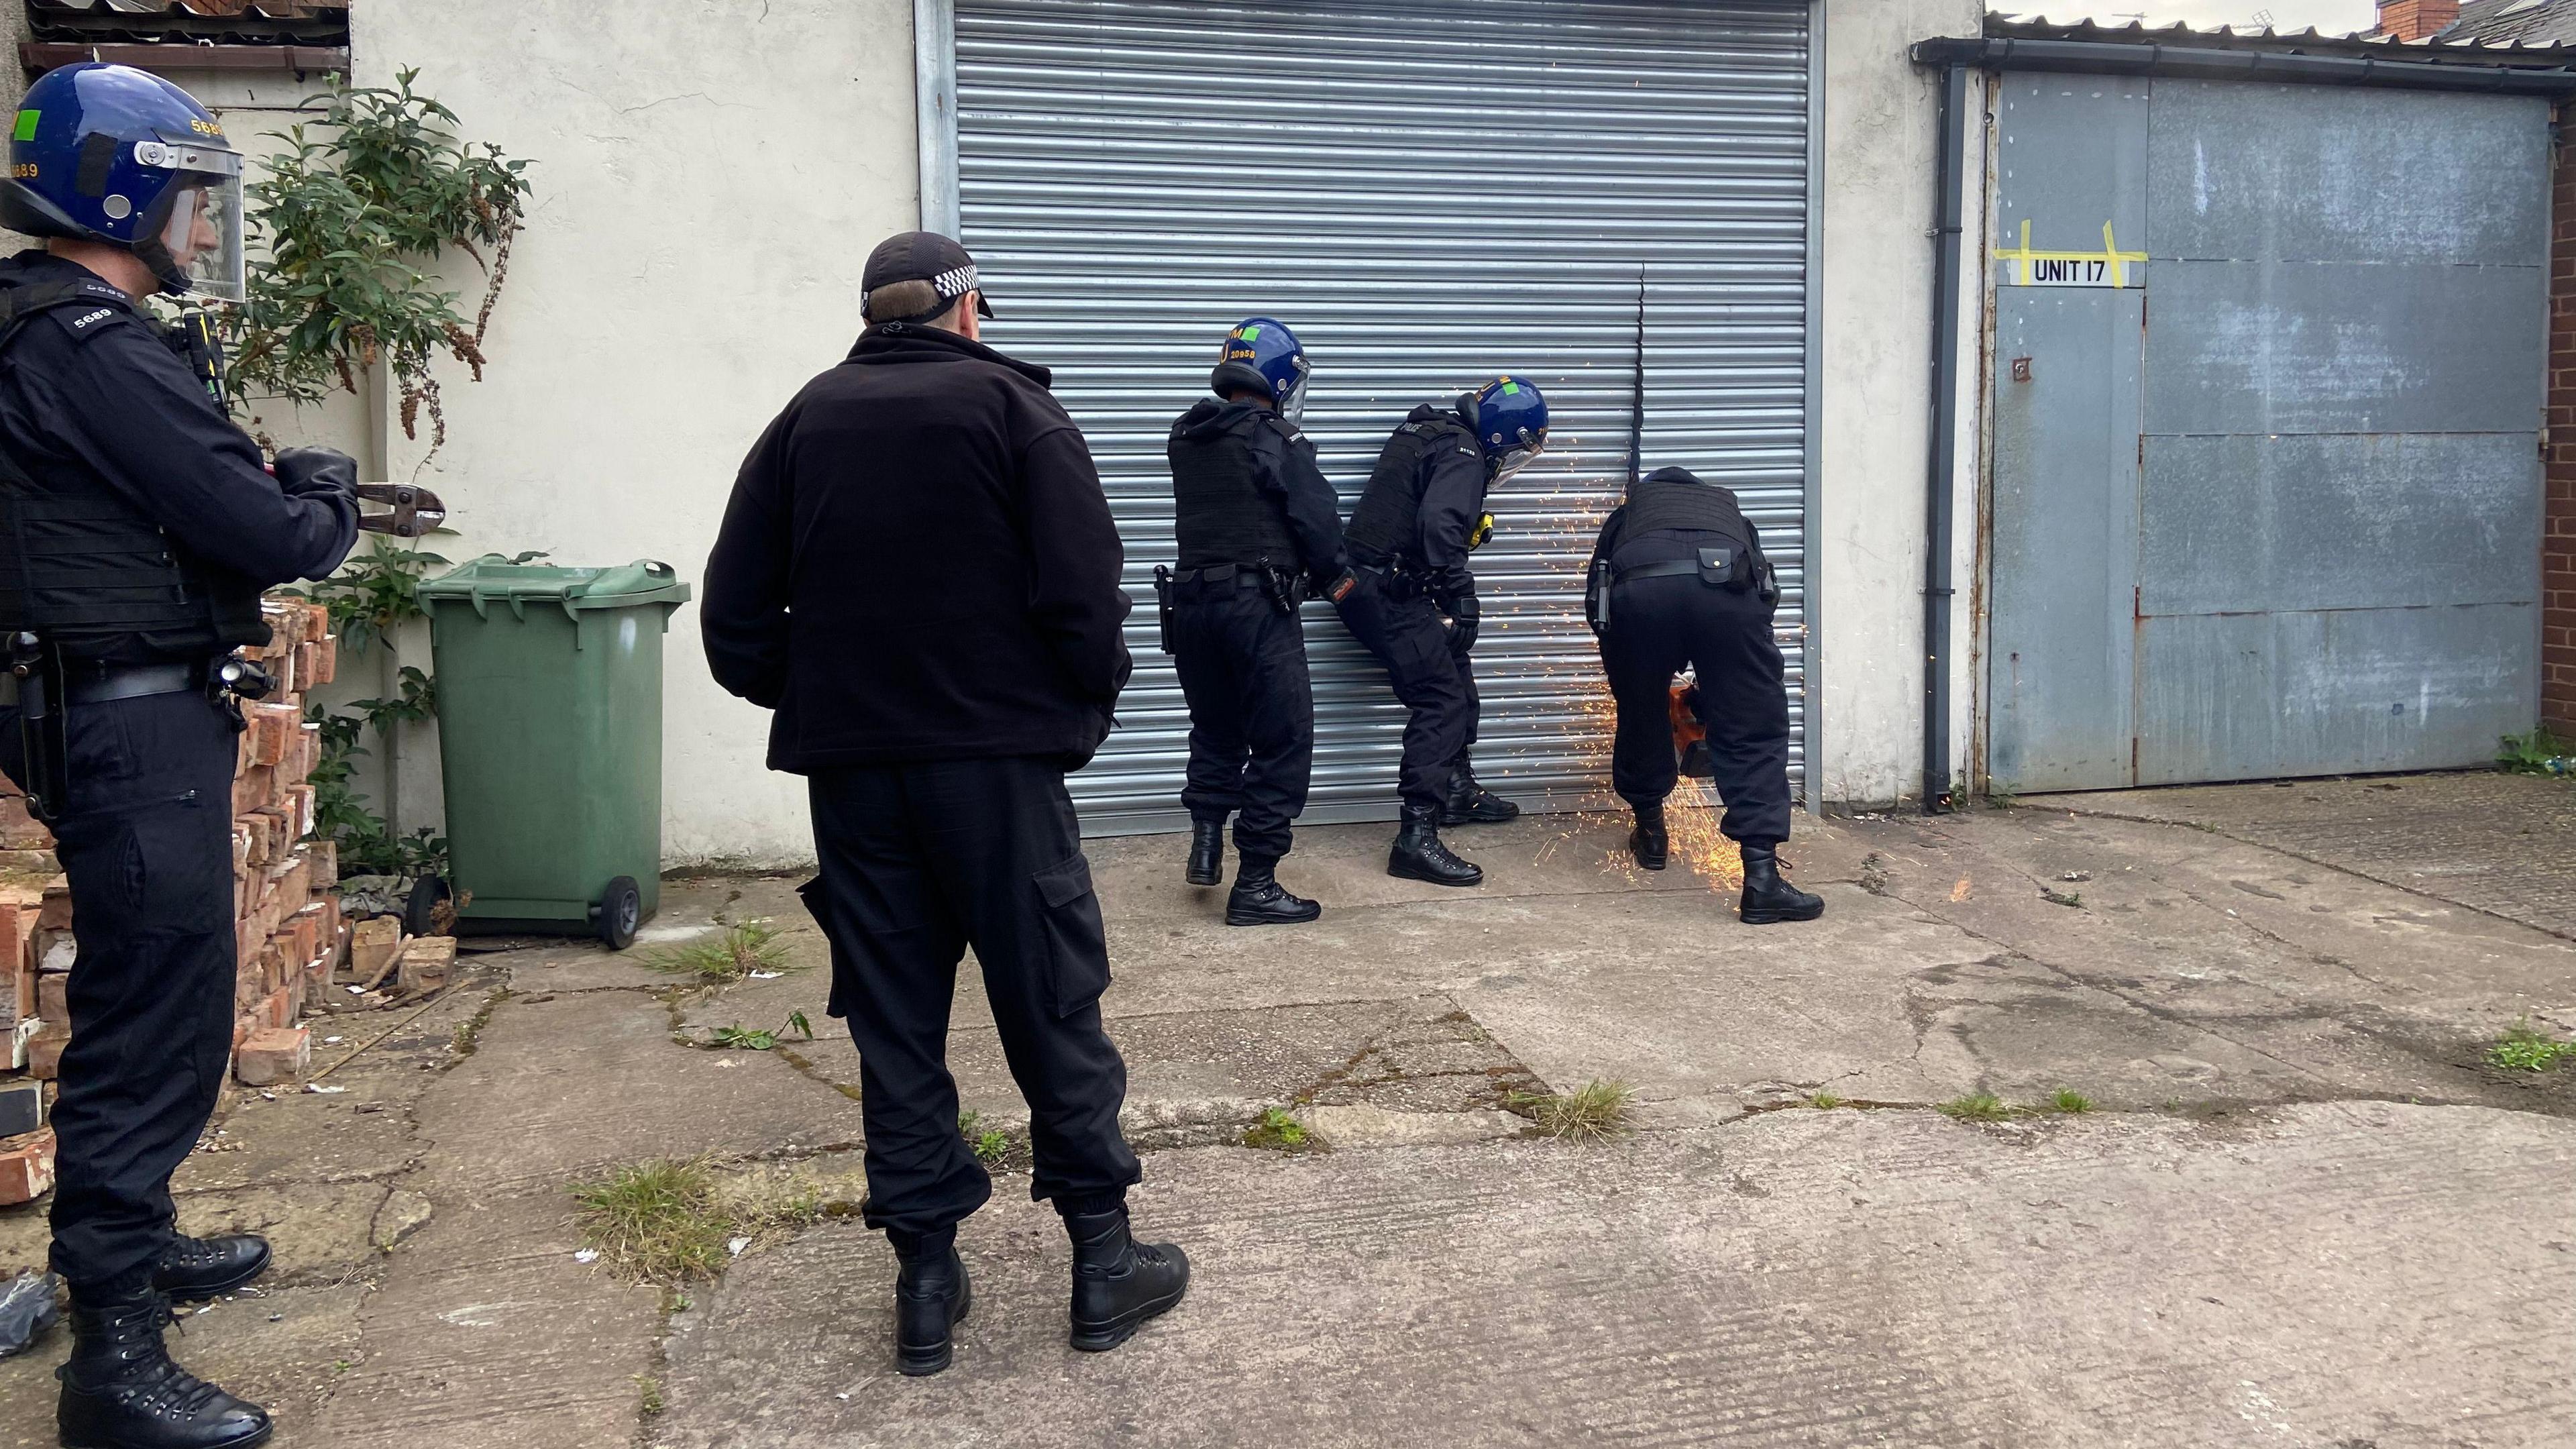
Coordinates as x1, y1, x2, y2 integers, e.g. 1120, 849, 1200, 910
1615, 469, 1759, 566
1345, 413, 1475, 564
0, 282, 268, 651
1168, 409, 1298, 570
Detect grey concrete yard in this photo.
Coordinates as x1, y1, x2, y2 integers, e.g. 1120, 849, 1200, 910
3, 773, 2573, 1447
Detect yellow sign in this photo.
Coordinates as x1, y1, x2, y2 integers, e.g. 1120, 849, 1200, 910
1995, 219, 2147, 288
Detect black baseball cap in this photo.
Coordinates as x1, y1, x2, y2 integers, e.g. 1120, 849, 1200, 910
861, 230, 997, 324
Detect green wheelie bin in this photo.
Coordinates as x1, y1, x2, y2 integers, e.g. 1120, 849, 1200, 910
417, 557, 691, 948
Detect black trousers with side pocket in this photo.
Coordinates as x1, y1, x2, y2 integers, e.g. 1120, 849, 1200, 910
1171, 574, 1314, 865
801, 755, 1141, 1238
1600, 572, 1794, 847
1330, 569, 1479, 816
0, 689, 241, 1296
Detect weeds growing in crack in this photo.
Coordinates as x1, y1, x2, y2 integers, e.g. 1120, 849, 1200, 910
706, 1012, 815, 1051
2050, 1089, 2094, 1114
1242, 1107, 1312, 1152
2486, 1018, 2576, 1073
647, 920, 792, 986
1937, 1091, 2012, 1122
635, 1375, 665, 1419
1860, 852, 1892, 896
446, 987, 509, 1065
1508, 1079, 1635, 1143
959, 1110, 1014, 1166
570, 1157, 857, 1284
1808, 1091, 1847, 1110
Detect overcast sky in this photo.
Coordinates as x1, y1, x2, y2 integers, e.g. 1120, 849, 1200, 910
2023, 0, 2379, 32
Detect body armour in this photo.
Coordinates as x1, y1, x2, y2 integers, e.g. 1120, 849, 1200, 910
0, 280, 265, 653
1168, 408, 1299, 570
1615, 468, 1761, 564
1345, 413, 1475, 565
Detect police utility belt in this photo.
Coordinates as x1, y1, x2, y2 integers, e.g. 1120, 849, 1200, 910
1587, 544, 1778, 637
1152, 562, 1306, 651
1, 643, 275, 823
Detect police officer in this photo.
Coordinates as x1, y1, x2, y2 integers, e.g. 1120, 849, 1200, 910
0, 63, 360, 1448
1584, 465, 1823, 924
1161, 318, 1343, 924
1330, 377, 1545, 887
703, 232, 1187, 1377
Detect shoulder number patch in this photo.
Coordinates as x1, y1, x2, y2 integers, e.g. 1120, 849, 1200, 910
68, 308, 115, 331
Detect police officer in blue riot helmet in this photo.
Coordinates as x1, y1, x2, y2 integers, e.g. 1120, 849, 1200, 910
1, 62, 359, 1448
1328, 376, 1546, 885
1159, 319, 1346, 922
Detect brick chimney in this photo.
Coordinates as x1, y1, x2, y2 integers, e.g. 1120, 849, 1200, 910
2373, 0, 2463, 40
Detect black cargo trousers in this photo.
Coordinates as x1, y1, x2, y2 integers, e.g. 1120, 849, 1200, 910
0, 687, 240, 1295
800, 756, 1142, 1237
1330, 568, 1480, 816
1170, 568, 1314, 865
1601, 574, 1794, 846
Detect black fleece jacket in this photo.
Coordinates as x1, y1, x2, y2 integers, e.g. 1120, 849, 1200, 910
702, 323, 1132, 772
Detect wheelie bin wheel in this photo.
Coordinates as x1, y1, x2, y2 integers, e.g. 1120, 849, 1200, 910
594, 875, 643, 951
404, 875, 452, 938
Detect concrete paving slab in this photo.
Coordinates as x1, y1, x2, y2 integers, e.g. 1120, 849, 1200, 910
647, 1103, 2576, 1449
2051, 771, 2576, 938
302, 1188, 662, 1449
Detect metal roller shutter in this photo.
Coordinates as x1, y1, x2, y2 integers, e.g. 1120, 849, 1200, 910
949, 0, 1813, 831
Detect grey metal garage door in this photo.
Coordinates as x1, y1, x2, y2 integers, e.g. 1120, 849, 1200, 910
943, 0, 1815, 830
1986, 75, 2546, 792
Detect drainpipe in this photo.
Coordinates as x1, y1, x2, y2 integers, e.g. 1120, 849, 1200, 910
1922, 61, 1969, 814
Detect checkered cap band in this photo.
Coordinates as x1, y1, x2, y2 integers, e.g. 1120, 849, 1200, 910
931, 264, 977, 300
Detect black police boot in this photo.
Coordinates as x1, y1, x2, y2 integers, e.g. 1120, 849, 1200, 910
1062, 1203, 1189, 1352
56, 1286, 272, 1449
153, 1235, 270, 1305
1629, 802, 1669, 871
1738, 843, 1825, 925
888, 1232, 971, 1378
1225, 858, 1321, 927
1389, 806, 1483, 888
1441, 769, 1521, 826
1185, 820, 1225, 887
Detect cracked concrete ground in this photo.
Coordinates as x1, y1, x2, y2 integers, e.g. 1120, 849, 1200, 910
2, 773, 2572, 1446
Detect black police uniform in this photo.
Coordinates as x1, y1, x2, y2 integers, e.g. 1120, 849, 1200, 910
1585, 466, 1792, 846
1333, 400, 1490, 817
1163, 396, 1342, 869
0, 252, 358, 1298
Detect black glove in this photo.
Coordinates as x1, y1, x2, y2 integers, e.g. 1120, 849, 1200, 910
1444, 592, 1480, 652
272, 446, 360, 500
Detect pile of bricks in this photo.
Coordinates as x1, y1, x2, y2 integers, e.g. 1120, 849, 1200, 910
1, 598, 354, 1206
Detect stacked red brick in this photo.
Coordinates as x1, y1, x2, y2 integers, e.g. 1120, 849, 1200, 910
0, 598, 350, 1205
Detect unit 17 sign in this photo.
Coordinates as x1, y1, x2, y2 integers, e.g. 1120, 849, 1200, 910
1996, 220, 2147, 288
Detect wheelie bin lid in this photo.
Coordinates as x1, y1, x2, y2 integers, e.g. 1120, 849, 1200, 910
420, 555, 692, 619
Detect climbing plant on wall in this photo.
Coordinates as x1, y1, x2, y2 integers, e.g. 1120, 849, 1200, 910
223, 67, 531, 458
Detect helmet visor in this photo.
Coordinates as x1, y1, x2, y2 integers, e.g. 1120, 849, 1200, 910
1490, 433, 1546, 484
142, 141, 246, 301
1279, 373, 1309, 428
162, 173, 245, 302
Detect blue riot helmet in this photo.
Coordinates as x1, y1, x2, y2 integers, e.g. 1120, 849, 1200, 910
1211, 317, 1311, 425
1468, 375, 1549, 482
3, 63, 248, 300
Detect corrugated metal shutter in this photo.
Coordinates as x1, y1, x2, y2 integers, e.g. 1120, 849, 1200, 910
951, 0, 1813, 831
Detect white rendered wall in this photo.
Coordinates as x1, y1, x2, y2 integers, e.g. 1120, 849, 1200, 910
354, 0, 922, 866
1815, 0, 1986, 809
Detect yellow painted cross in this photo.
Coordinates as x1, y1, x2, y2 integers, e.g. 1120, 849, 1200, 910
1994, 219, 2149, 288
